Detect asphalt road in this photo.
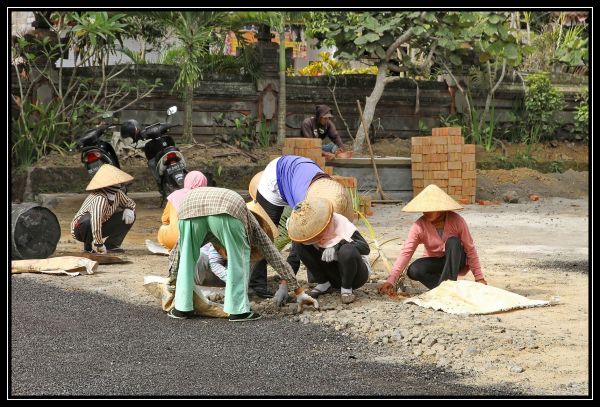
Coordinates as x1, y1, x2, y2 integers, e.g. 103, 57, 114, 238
10, 278, 519, 397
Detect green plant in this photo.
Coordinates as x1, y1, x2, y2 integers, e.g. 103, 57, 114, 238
256, 119, 272, 148
11, 12, 160, 169
274, 206, 293, 251
549, 160, 563, 173
573, 90, 589, 139
417, 119, 429, 136
296, 51, 378, 76
521, 13, 588, 74
523, 71, 565, 144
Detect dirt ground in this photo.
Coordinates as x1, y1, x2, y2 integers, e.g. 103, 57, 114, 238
35, 135, 588, 173
14, 137, 589, 396
12, 191, 589, 396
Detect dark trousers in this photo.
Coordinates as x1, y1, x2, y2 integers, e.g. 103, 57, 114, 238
73, 211, 134, 251
249, 192, 306, 290
406, 236, 466, 289
295, 243, 369, 290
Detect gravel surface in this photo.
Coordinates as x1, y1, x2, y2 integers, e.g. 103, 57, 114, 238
10, 278, 518, 397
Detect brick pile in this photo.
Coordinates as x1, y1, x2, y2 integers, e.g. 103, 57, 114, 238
282, 138, 326, 169
411, 127, 476, 204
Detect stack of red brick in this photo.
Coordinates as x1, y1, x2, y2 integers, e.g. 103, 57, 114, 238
282, 138, 326, 169
410, 127, 476, 204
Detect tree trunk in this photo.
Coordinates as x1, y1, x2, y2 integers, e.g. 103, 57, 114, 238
277, 29, 286, 145
353, 62, 387, 154
184, 84, 194, 144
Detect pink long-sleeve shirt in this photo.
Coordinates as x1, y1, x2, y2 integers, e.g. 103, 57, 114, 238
387, 211, 483, 285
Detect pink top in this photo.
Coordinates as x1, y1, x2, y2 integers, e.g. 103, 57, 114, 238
387, 211, 483, 285
317, 213, 358, 248
166, 171, 208, 210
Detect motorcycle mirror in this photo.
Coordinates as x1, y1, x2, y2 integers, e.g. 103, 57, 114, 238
167, 106, 177, 116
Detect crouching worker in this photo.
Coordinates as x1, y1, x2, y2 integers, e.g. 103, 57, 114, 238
194, 242, 228, 287
378, 184, 486, 296
287, 197, 371, 305
167, 187, 319, 321
71, 164, 136, 254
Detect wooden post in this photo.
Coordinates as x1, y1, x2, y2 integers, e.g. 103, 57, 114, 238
356, 100, 387, 200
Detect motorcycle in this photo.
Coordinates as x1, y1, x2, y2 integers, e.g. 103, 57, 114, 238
75, 112, 121, 176
128, 106, 188, 205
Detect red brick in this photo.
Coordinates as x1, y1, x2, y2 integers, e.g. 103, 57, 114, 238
462, 144, 476, 154
448, 144, 462, 153
432, 136, 448, 145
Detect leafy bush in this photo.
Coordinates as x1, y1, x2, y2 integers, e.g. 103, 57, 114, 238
294, 52, 378, 76
573, 91, 589, 139
523, 72, 564, 144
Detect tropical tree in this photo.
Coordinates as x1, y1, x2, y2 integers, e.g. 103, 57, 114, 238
305, 11, 524, 153
11, 11, 161, 168
436, 12, 525, 149
152, 11, 227, 143
119, 13, 168, 64
229, 12, 306, 145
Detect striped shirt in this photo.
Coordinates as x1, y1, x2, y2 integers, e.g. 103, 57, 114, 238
201, 243, 227, 282
70, 190, 136, 246
169, 187, 299, 290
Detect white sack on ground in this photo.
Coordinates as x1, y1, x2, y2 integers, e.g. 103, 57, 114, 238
404, 280, 553, 315
145, 240, 170, 255
11, 256, 98, 276
143, 275, 228, 318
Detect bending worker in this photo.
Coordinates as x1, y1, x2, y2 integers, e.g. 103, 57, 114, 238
248, 155, 354, 297
167, 187, 319, 321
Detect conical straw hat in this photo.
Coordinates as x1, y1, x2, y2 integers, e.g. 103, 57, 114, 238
247, 200, 279, 241
402, 184, 464, 212
248, 171, 263, 201
305, 178, 354, 221
287, 197, 333, 243
86, 164, 134, 191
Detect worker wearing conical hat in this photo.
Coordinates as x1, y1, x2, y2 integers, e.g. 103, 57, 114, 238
71, 164, 136, 254
248, 154, 352, 298
287, 197, 371, 305
378, 184, 486, 295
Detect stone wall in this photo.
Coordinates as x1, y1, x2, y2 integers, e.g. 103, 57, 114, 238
112, 68, 586, 144
11, 65, 587, 144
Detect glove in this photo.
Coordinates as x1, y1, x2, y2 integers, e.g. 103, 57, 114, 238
273, 283, 289, 307
296, 290, 319, 313
321, 247, 337, 262
93, 244, 107, 254
122, 208, 135, 225
377, 282, 395, 295
476, 278, 488, 285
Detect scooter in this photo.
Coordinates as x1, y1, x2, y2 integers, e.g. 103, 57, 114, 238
135, 106, 188, 205
75, 112, 120, 176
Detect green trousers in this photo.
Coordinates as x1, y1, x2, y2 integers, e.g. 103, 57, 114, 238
174, 215, 251, 315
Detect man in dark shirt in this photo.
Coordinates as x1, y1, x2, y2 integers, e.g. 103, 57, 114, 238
301, 104, 345, 153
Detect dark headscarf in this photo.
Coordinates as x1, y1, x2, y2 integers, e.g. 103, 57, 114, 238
315, 105, 333, 121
